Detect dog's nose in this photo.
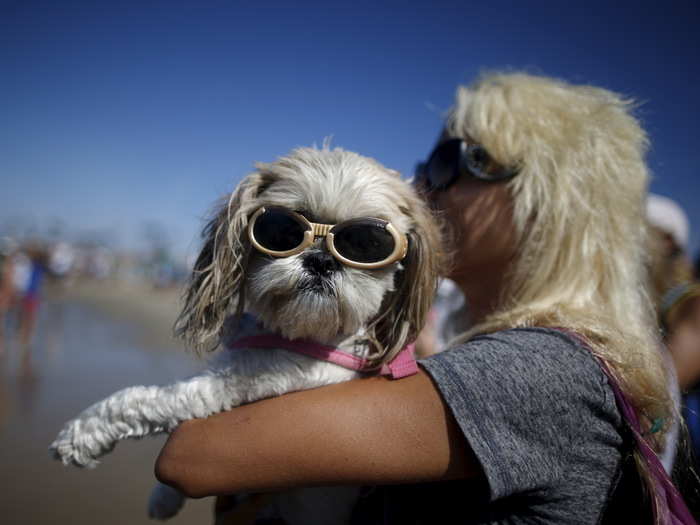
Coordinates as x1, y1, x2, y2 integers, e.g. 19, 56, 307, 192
302, 251, 342, 276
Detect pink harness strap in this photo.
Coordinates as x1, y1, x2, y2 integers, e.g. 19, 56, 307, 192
227, 335, 418, 379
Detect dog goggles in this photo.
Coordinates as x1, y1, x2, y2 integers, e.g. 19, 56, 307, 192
415, 138, 518, 191
248, 206, 408, 269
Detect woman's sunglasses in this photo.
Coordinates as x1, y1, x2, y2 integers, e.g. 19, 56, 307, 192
415, 138, 519, 191
248, 206, 408, 270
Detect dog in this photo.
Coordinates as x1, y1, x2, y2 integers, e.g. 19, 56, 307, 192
50, 146, 441, 523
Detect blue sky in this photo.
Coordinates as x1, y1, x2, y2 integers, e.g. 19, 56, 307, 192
2, 0, 699, 259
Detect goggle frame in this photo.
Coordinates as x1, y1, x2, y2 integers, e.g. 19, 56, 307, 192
248, 206, 408, 270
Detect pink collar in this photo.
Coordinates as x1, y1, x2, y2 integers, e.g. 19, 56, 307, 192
227, 334, 418, 379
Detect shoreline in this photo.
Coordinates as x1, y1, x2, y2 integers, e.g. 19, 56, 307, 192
55, 279, 187, 353
0, 280, 214, 525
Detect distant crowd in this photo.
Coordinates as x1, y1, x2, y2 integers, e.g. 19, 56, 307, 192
0, 237, 188, 347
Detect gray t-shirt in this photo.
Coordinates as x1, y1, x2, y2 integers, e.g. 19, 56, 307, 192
379, 327, 629, 524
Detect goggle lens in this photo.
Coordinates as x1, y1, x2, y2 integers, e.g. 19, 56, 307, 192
252, 208, 309, 252
332, 220, 396, 264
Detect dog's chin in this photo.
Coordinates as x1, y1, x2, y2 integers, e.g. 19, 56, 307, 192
248, 282, 355, 342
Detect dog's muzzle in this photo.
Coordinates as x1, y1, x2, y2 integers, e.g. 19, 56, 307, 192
302, 251, 342, 277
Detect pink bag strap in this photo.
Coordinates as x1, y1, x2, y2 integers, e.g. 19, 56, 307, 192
554, 327, 697, 525
227, 335, 418, 379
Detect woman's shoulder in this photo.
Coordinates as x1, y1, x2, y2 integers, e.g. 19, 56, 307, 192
470, 325, 591, 352
420, 325, 620, 446
426, 326, 605, 381
421, 325, 615, 416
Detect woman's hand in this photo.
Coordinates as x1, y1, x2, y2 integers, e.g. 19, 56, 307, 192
155, 369, 478, 498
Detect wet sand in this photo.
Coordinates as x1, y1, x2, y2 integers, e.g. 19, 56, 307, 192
0, 283, 214, 524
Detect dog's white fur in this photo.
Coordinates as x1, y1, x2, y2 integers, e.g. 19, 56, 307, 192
50, 146, 440, 523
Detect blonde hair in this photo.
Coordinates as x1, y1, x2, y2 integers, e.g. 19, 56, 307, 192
446, 72, 671, 509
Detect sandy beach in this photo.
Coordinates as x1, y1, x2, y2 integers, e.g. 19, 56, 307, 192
0, 280, 214, 525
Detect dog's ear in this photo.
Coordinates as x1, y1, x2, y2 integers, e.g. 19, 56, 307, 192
367, 198, 443, 366
175, 172, 270, 353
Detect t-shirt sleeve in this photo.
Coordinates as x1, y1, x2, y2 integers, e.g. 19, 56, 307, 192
420, 328, 612, 502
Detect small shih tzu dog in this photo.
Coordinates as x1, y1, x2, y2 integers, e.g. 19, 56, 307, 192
50, 146, 441, 523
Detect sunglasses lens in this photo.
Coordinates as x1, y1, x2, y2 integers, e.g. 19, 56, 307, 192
253, 208, 308, 252
464, 144, 492, 180
425, 140, 461, 189
332, 220, 396, 264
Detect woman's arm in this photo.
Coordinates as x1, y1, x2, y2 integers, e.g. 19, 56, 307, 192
155, 369, 480, 498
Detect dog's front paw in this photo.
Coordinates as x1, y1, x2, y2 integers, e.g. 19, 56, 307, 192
148, 482, 186, 520
49, 417, 115, 468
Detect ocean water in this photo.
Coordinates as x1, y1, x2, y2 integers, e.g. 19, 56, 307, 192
0, 298, 213, 525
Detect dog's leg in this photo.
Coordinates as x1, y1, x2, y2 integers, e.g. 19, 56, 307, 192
50, 350, 357, 467
49, 369, 246, 468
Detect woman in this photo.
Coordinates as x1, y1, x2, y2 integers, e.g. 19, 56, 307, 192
647, 193, 700, 392
646, 193, 700, 511
156, 73, 686, 523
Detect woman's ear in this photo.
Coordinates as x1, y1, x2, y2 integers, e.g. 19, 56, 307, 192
175, 172, 270, 353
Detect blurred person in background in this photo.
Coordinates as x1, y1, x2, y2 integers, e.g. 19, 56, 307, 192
16, 242, 49, 347
47, 241, 75, 285
648, 194, 700, 496
649, 194, 694, 314
648, 194, 700, 391
157, 73, 695, 524
0, 237, 19, 353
